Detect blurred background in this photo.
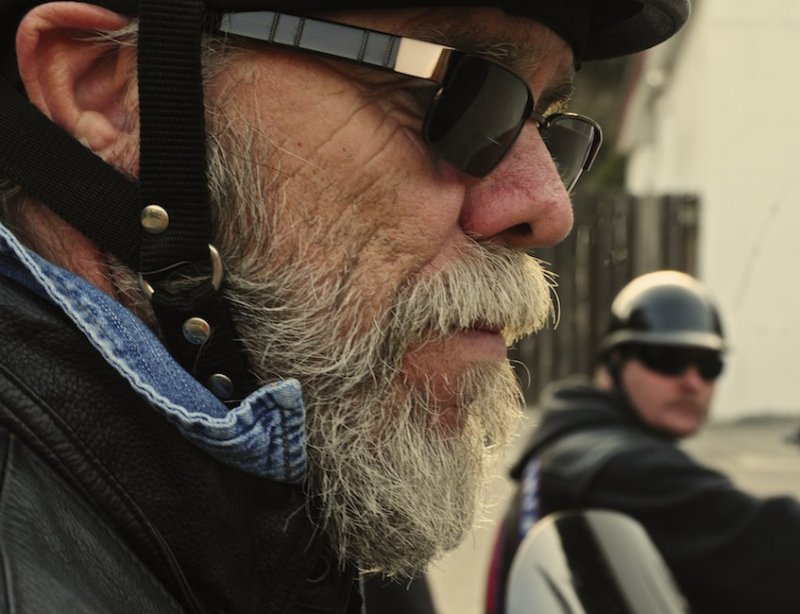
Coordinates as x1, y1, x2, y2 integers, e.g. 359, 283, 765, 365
426, 1, 800, 611
513, 0, 800, 422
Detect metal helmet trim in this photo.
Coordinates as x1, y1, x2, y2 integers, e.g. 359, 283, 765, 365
602, 330, 725, 352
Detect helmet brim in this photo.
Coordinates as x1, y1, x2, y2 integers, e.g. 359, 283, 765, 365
600, 330, 726, 355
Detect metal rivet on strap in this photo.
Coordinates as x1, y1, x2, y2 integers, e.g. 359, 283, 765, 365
208, 373, 234, 400
139, 244, 223, 300
306, 557, 331, 585
141, 204, 169, 234
182, 317, 211, 345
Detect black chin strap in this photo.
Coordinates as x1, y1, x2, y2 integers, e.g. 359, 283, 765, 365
0, 79, 143, 264
0, 0, 257, 404
136, 0, 257, 403
605, 352, 640, 421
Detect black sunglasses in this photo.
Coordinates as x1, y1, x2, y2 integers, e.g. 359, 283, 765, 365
630, 345, 725, 382
217, 12, 603, 183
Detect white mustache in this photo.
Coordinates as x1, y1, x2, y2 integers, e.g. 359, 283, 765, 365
387, 243, 556, 352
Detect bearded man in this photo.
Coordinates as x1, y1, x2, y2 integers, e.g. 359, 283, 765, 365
0, 0, 689, 612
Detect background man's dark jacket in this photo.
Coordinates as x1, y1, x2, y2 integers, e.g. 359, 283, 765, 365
0, 274, 360, 613
498, 377, 800, 614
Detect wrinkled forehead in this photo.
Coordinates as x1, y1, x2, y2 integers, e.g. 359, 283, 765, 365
327, 7, 576, 91
414, 9, 573, 66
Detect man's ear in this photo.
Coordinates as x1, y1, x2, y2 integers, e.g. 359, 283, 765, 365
16, 2, 137, 162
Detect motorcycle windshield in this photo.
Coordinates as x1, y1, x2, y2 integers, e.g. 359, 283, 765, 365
506, 510, 688, 614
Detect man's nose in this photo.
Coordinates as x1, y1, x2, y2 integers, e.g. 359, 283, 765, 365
458, 125, 574, 249
679, 366, 706, 389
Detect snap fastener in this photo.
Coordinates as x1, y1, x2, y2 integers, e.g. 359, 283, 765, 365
139, 244, 223, 300
208, 373, 234, 400
141, 204, 169, 234
183, 317, 211, 345
306, 557, 330, 585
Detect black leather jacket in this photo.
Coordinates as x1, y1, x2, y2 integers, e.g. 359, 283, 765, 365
0, 274, 359, 613
493, 378, 800, 614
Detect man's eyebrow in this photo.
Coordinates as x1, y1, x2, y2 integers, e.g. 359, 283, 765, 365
537, 79, 576, 113
404, 20, 575, 109
406, 21, 521, 62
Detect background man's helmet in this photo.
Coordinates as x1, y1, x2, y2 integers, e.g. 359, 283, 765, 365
599, 270, 725, 356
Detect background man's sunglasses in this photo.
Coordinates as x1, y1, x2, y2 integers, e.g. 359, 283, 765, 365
218, 12, 603, 183
631, 345, 725, 381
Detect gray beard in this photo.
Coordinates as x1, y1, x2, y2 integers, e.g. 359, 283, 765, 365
204, 112, 554, 577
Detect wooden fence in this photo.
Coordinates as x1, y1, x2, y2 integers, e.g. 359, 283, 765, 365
511, 192, 700, 404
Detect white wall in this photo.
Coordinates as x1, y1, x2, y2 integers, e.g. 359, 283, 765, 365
622, 0, 800, 420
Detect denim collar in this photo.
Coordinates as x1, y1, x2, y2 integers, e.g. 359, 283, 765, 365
0, 223, 306, 483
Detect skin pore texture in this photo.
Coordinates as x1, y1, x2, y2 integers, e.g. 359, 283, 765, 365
203, 7, 575, 575
14, 4, 576, 577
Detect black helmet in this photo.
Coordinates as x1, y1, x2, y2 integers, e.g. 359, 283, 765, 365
599, 271, 725, 356
0, 0, 691, 401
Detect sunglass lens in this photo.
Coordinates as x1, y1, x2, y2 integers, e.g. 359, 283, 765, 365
424, 56, 531, 177
541, 115, 601, 191
698, 357, 724, 380
637, 346, 686, 375
635, 346, 723, 381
